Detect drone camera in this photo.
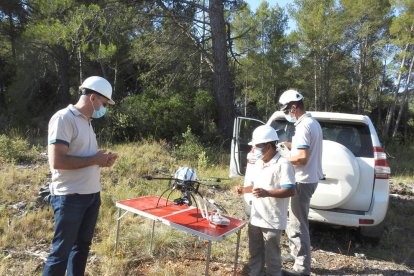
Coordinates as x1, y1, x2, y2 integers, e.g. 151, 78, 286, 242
173, 195, 192, 206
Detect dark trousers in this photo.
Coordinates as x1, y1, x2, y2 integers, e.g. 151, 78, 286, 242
43, 192, 101, 276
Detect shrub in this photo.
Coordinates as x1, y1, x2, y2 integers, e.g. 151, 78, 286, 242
173, 126, 209, 167
0, 134, 40, 164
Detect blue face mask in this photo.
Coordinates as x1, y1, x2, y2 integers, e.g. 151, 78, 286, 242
92, 105, 107, 119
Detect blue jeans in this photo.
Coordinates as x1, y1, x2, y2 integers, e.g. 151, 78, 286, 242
43, 192, 101, 276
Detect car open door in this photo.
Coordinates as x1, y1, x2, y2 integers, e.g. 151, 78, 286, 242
229, 117, 264, 177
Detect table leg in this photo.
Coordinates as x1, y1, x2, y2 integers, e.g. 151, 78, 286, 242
149, 220, 156, 255
233, 229, 241, 276
115, 208, 121, 252
205, 240, 212, 276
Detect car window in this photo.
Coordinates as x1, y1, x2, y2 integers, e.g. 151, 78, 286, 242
269, 120, 295, 142
269, 119, 373, 158
237, 119, 264, 175
239, 119, 263, 144
319, 121, 373, 158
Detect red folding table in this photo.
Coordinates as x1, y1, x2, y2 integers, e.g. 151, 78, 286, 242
115, 196, 247, 276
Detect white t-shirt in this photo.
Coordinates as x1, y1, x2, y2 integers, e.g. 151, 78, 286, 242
291, 113, 323, 183
48, 104, 101, 195
249, 152, 296, 230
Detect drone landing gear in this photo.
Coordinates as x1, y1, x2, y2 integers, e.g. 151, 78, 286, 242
156, 187, 203, 222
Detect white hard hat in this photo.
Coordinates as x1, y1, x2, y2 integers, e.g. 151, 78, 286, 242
80, 76, 115, 105
248, 125, 279, 146
279, 89, 303, 111
174, 167, 197, 181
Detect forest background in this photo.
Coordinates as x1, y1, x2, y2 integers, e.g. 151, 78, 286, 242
0, 0, 413, 148
1, 1, 414, 274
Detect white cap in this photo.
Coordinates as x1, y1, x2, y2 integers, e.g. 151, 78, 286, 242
248, 125, 279, 146
279, 89, 303, 111
80, 76, 115, 105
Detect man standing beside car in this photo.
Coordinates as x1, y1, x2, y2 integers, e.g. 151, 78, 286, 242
278, 89, 323, 276
236, 125, 296, 276
43, 76, 118, 276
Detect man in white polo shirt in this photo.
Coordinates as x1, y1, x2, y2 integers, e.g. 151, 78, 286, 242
278, 89, 323, 276
43, 76, 118, 276
237, 125, 296, 276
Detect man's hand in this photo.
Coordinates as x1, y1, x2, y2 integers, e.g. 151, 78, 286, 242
236, 186, 244, 195
252, 187, 269, 198
277, 142, 291, 158
95, 150, 118, 167
106, 152, 118, 167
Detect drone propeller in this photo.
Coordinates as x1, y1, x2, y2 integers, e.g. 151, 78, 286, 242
142, 176, 178, 181
197, 177, 230, 183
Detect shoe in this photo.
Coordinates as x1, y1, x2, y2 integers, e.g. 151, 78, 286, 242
281, 253, 295, 263
282, 269, 309, 276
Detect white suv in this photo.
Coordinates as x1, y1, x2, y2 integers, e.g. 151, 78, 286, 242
230, 111, 391, 238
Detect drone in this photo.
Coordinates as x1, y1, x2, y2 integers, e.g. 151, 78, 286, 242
142, 167, 230, 226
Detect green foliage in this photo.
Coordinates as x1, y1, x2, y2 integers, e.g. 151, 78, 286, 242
0, 0, 414, 146
0, 134, 40, 164
232, 2, 292, 118
99, 87, 217, 144
173, 126, 208, 167
105, 90, 193, 141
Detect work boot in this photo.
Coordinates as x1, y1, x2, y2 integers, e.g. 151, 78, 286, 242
282, 268, 310, 276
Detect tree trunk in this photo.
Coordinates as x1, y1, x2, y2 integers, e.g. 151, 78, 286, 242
7, 11, 17, 60
314, 55, 318, 110
78, 47, 83, 83
209, 0, 234, 141
382, 43, 409, 139
392, 53, 414, 138
357, 37, 368, 114
319, 56, 324, 110
54, 46, 71, 106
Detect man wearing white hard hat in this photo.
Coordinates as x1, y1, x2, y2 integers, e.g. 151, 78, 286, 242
236, 125, 296, 276
278, 89, 323, 276
43, 76, 118, 276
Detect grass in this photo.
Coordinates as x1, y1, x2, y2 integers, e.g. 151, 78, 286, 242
0, 139, 413, 275
386, 142, 414, 177
0, 140, 244, 275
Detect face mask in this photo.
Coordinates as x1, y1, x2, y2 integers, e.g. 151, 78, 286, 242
252, 147, 264, 160
92, 103, 107, 119
284, 108, 297, 123
285, 114, 296, 123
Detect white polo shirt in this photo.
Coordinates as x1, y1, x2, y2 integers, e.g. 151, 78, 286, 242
291, 113, 323, 183
250, 152, 296, 230
48, 104, 101, 195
